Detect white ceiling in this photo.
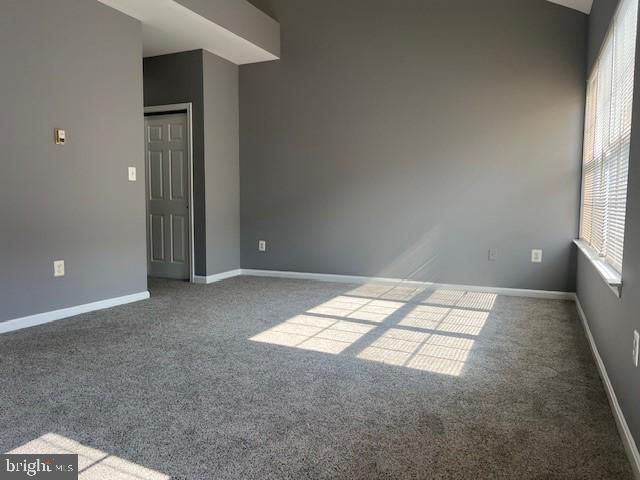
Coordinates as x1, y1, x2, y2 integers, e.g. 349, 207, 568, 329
97, 0, 279, 64
546, 0, 594, 14
98, 0, 592, 64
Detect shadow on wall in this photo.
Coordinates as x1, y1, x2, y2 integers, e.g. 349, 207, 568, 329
250, 283, 497, 377
8, 433, 169, 479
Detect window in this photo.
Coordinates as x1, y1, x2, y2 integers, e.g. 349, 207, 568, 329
580, 0, 638, 276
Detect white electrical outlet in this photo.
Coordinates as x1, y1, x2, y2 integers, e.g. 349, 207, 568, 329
54, 260, 65, 277
258, 240, 266, 252
128, 167, 137, 182
531, 249, 543, 264
633, 330, 639, 367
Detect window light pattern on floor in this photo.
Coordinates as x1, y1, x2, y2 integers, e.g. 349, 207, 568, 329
8, 433, 169, 480
250, 285, 496, 377
249, 315, 375, 354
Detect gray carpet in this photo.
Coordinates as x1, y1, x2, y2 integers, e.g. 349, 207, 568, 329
0, 276, 633, 479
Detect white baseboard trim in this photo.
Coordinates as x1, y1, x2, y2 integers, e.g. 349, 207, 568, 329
575, 298, 640, 479
193, 269, 243, 285
0, 291, 150, 335
239, 269, 575, 300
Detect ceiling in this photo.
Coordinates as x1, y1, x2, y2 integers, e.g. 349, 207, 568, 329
546, 0, 594, 14
97, 0, 591, 64
97, 0, 279, 64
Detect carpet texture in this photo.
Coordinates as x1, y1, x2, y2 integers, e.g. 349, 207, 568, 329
0, 276, 633, 479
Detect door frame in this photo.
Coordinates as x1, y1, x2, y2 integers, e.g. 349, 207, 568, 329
143, 103, 195, 283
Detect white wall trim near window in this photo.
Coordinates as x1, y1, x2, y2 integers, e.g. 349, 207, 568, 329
574, 239, 623, 297
578, 0, 638, 295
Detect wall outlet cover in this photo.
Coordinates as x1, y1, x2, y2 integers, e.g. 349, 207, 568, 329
488, 248, 498, 261
54, 260, 65, 277
258, 240, 266, 252
128, 166, 137, 182
531, 249, 543, 264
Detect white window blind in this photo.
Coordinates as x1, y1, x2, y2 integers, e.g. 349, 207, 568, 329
580, 0, 638, 274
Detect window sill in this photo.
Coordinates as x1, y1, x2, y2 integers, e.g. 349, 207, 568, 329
574, 239, 622, 298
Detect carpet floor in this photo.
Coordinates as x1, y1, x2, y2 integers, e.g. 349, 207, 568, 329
0, 276, 633, 479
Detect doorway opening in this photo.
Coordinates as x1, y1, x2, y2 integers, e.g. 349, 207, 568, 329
144, 104, 195, 282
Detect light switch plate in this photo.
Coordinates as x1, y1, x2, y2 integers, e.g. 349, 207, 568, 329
488, 248, 498, 261
54, 260, 65, 277
128, 167, 137, 182
54, 128, 66, 145
531, 249, 543, 264
258, 240, 266, 252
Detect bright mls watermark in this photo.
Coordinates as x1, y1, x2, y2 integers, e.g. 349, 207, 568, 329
0, 455, 77, 479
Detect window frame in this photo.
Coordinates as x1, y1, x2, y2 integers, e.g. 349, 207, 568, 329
577, 0, 638, 297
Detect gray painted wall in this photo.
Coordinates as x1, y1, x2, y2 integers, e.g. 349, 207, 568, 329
240, 0, 587, 292
0, 0, 147, 322
203, 52, 241, 275
577, 0, 640, 454
143, 50, 207, 276
144, 50, 240, 277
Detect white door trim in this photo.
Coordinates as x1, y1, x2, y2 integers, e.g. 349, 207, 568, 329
144, 103, 195, 283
